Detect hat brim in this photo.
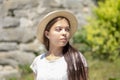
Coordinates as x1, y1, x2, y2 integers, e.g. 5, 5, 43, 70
37, 10, 78, 44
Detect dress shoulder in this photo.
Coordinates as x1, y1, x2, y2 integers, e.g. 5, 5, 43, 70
30, 53, 45, 74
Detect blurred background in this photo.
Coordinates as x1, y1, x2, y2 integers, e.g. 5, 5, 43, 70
0, 0, 120, 80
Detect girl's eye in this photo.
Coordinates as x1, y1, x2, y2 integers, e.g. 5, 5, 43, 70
65, 28, 70, 32
55, 27, 70, 32
55, 28, 62, 32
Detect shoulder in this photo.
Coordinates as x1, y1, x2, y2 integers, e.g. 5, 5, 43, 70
30, 53, 46, 73
34, 53, 46, 61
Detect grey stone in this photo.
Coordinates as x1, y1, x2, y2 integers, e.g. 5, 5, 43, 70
0, 5, 8, 17
19, 39, 41, 52
0, 42, 18, 51
0, 58, 18, 68
20, 27, 36, 43
19, 17, 33, 27
0, 28, 22, 42
14, 9, 38, 20
48, 0, 65, 8
0, 17, 19, 28
0, 27, 35, 43
9, 51, 36, 65
0, 51, 36, 65
2, 0, 38, 10
0, 0, 3, 4
0, 69, 21, 80
76, 13, 87, 27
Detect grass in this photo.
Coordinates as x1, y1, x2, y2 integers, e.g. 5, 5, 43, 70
85, 53, 120, 80
20, 73, 34, 80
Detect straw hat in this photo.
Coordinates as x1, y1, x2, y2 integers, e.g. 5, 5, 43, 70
37, 10, 78, 44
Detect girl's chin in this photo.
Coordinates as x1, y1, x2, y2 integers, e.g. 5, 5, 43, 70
59, 43, 68, 47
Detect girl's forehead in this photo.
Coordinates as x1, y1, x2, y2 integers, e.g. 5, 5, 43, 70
54, 19, 69, 25
45, 17, 70, 31
52, 20, 70, 27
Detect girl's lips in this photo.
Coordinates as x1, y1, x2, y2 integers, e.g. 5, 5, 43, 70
60, 38, 67, 41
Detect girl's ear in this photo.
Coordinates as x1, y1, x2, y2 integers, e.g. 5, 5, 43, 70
45, 31, 49, 38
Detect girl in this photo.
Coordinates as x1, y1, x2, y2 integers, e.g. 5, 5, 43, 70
30, 10, 88, 80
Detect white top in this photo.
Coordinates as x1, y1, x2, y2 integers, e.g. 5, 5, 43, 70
30, 52, 88, 80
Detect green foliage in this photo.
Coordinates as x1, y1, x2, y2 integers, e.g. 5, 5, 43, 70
73, 0, 120, 61
84, 0, 120, 60
97, 0, 106, 2
73, 28, 91, 53
19, 64, 32, 74
9, 78, 17, 80
20, 73, 34, 80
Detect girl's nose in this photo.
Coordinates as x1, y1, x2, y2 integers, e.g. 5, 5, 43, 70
62, 29, 67, 34
61, 29, 67, 36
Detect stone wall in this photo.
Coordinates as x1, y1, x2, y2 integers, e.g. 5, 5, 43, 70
0, 0, 96, 79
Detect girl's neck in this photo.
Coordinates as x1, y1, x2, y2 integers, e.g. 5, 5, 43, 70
47, 46, 63, 57
45, 46, 63, 61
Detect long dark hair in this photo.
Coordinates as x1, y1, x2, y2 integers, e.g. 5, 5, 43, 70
43, 16, 87, 80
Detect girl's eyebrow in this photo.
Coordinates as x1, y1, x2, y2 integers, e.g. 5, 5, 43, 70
55, 26, 70, 28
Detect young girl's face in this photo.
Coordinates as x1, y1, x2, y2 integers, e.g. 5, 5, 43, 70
45, 18, 70, 47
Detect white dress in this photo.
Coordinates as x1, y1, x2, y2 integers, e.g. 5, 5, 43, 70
30, 52, 88, 80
